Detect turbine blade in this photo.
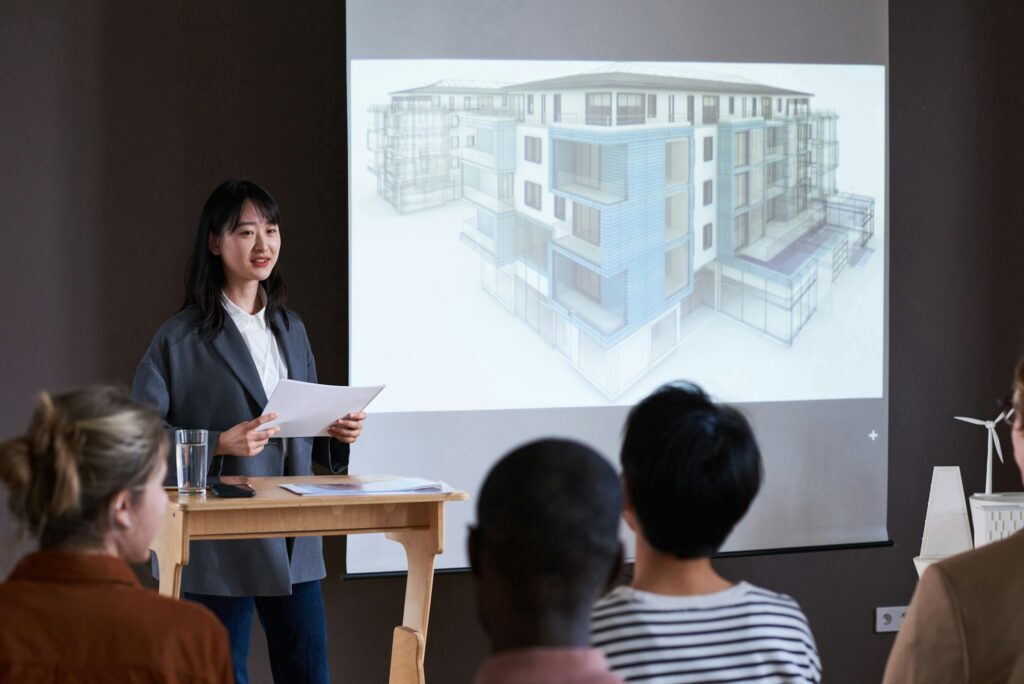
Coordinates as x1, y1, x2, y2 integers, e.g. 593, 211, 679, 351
954, 416, 987, 426
994, 430, 1005, 463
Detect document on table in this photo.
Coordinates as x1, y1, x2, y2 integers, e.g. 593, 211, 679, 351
257, 379, 384, 438
280, 477, 451, 496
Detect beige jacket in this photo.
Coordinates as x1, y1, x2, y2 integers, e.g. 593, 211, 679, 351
884, 530, 1024, 683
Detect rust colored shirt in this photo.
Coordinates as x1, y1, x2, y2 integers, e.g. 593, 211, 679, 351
473, 647, 624, 684
0, 551, 233, 683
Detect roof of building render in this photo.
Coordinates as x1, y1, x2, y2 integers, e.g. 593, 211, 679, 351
390, 79, 512, 95
504, 71, 811, 96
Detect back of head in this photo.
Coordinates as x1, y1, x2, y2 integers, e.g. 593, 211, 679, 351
0, 386, 166, 549
474, 439, 623, 616
622, 382, 762, 558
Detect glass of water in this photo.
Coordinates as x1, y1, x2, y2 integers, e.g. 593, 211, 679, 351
175, 429, 209, 495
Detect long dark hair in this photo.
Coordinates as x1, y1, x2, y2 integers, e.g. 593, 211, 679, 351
183, 179, 288, 340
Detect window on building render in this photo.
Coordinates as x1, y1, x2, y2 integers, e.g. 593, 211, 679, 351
762, 97, 773, 119
573, 202, 601, 246
735, 131, 749, 167
466, 135, 475, 148
562, 140, 602, 189
703, 136, 713, 162
735, 172, 749, 208
687, 95, 695, 124
553, 94, 562, 123
665, 191, 689, 242
514, 217, 550, 271
555, 195, 566, 220
665, 139, 690, 186
734, 213, 750, 249
585, 93, 612, 125
449, 96, 455, 109
703, 222, 713, 250
752, 97, 758, 116
703, 179, 713, 206
527, 95, 534, 115
702, 95, 720, 124
647, 94, 657, 118
617, 93, 645, 125
777, 97, 782, 113
464, 96, 472, 110
665, 243, 690, 296
502, 95, 508, 107
729, 96, 735, 115
525, 136, 542, 163
450, 136, 459, 149
450, 158, 460, 170
668, 95, 676, 123
524, 180, 542, 210
572, 262, 601, 302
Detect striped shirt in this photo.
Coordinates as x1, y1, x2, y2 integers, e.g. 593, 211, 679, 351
591, 583, 821, 683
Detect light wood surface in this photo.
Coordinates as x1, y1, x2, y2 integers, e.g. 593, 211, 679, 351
150, 474, 468, 684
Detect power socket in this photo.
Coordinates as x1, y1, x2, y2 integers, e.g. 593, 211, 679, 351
875, 606, 908, 633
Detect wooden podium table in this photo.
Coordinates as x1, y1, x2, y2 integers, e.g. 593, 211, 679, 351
149, 475, 468, 684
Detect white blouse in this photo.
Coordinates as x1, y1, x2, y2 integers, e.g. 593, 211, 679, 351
221, 290, 289, 399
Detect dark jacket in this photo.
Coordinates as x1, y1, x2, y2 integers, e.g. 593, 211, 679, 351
132, 305, 348, 596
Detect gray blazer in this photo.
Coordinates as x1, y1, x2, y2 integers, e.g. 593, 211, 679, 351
132, 305, 349, 596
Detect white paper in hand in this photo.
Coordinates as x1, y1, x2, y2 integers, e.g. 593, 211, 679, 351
258, 379, 384, 438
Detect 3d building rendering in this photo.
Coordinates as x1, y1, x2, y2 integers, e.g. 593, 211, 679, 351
366, 67, 876, 398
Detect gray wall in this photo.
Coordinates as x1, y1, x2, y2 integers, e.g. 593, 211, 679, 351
1, 1, 1022, 682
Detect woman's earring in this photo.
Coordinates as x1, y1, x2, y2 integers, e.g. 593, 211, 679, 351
118, 516, 133, 530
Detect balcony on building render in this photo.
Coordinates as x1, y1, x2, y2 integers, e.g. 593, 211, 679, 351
551, 255, 626, 336
459, 215, 498, 264
739, 204, 826, 263
551, 140, 628, 205
552, 234, 602, 266
554, 287, 625, 336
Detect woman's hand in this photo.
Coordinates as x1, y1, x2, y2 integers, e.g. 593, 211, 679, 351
215, 413, 281, 456
327, 412, 366, 444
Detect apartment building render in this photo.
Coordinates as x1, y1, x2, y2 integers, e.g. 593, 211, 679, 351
366, 68, 876, 399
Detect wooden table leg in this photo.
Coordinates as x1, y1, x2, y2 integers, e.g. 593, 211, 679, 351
385, 503, 444, 684
150, 507, 189, 598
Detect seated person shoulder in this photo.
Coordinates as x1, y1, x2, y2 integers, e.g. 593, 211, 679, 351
470, 439, 625, 684
0, 386, 232, 683
591, 382, 821, 683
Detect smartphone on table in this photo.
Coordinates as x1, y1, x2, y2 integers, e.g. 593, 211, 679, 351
209, 482, 256, 498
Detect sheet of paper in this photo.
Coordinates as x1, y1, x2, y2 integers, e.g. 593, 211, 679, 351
257, 379, 384, 438
280, 478, 450, 496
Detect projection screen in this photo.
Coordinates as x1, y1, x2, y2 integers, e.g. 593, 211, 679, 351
345, 0, 889, 574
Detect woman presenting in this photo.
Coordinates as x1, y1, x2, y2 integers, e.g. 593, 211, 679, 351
133, 179, 365, 684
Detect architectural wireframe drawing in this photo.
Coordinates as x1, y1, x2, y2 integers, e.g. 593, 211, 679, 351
366, 67, 876, 399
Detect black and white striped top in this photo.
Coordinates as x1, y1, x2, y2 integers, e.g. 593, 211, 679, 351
591, 583, 821, 683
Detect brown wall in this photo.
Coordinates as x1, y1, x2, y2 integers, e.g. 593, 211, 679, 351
2, 1, 1023, 682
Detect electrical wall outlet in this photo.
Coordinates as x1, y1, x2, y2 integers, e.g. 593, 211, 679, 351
875, 606, 908, 633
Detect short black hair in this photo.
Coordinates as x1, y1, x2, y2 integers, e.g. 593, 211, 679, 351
474, 439, 622, 615
621, 382, 762, 559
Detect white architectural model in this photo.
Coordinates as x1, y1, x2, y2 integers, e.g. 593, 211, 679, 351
367, 66, 876, 398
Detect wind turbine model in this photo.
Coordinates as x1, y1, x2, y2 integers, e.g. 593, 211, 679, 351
955, 407, 1015, 495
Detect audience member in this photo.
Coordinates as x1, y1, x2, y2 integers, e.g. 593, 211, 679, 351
470, 439, 625, 684
884, 359, 1024, 682
592, 382, 821, 682
0, 386, 233, 682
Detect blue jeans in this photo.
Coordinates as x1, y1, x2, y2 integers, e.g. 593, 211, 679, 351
185, 580, 329, 684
